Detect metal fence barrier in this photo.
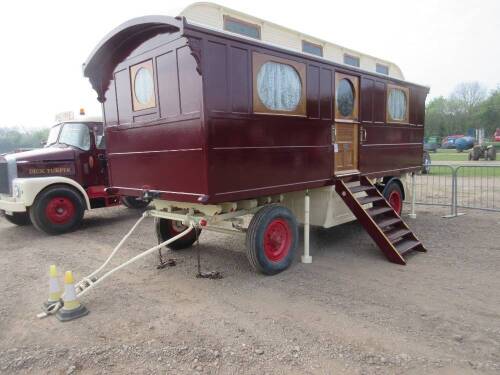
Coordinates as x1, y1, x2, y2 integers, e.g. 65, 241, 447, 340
405, 164, 500, 217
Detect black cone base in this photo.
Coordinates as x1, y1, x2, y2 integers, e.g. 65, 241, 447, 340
56, 304, 89, 322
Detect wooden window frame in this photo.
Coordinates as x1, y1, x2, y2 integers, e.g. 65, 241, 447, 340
223, 15, 261, 40
343, 53, 360, 67
376, 63, 389, 75
252, 52, 307, 117
334, 73, 359, 122
130, 60, 156, 112
386, 84, 410, 124
302, 40, 323, 57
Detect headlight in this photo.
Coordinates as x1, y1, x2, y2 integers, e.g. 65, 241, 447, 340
12, 182, 21, 198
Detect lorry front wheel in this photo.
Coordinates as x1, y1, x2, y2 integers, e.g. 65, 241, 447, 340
246, 205, 298, 275
155, 218, 201, 250
29, 186, 85, 235
2, 210, 31, 226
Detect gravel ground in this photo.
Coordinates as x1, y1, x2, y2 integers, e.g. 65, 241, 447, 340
0, 205, 499, 374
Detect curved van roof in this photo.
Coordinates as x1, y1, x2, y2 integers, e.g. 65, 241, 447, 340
180, 2, 405, 80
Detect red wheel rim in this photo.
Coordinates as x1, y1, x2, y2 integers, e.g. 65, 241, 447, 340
263, 218, 292, 262
388, 190, 402, 215
45, 197, 75, 225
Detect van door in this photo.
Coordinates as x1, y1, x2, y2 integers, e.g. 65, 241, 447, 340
333, 73, 359, 176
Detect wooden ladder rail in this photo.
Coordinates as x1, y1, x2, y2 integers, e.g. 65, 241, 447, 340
335, 176, 426, 265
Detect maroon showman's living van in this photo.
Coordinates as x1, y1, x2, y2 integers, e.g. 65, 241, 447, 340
83, 3, 429, 275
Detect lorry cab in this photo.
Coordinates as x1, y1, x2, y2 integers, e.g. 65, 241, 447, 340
0, 114, 146, 235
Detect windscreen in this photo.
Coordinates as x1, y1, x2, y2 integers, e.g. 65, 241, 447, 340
57, 123, 91, 151
46, 124, 61, 146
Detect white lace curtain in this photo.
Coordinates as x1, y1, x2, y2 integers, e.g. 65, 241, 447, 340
388, 88, 407, 121
257, 62, 301, 111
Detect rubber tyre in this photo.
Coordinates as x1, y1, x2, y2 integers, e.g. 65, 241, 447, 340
29, 185, 85, 235
2, 210, 31, 226
471, 146, 481, 161
487, 147, 496, 161
245, 205, 298, 275
383, 182, 404, 216
121, 196, 150, 209
155, 218, 201, 250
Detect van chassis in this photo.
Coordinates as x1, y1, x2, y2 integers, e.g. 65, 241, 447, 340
149, 174, 414, 275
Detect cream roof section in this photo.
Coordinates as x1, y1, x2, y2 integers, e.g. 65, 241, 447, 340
180, 2, 404, 80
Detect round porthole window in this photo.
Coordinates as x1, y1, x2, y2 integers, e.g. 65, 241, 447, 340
336, 78, 355, 117
134, 67, 154, 105
257, 61, 302, 111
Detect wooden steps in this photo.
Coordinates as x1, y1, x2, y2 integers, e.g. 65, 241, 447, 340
335, 176, 426, 265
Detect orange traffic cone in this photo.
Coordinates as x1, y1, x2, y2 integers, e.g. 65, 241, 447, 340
43, 265, 62, 310
56, 271, 89, 322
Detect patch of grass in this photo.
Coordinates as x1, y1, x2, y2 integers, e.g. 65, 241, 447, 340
430, 149, 469, 162
428, 165, 500, 177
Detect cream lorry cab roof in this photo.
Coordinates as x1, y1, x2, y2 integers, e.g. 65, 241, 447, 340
180, 2, 405, 80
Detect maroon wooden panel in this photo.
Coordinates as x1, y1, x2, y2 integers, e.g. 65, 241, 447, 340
415, 88, 426, 125
230, 46, 250, 113
178, 45, 202, 115
156, 50, 180, 118
114, 68, 132, 125
320, 68, 333, 120
361, 77, 374, 123
103, 82, 118, 126
409, 87, 417, 125
373, 81, 386, 123
209, 145, 331, 202
209, 115, 329, 148
307, 65, 320, 119
205, 41, 228, 112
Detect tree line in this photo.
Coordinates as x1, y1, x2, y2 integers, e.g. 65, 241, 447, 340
425, 82, 500, 139
0, 127, 49, 154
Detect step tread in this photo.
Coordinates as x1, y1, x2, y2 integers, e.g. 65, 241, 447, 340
376, 217, 402, 228
345, 181, 361, 188
394, 239, 421, 255
358, 195, 385, 205
386, 228, 412, 241
367, 206, 394, 217
350, 185, 376, 193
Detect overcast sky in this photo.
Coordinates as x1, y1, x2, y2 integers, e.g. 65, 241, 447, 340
1, 0, 499, 128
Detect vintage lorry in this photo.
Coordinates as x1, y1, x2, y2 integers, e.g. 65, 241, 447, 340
0, 114, 148, 234
82, 2, 428, 275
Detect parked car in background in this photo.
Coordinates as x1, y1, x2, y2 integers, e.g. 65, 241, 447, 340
494, 128, 500, 142
441, 134, 465, 149
0, 114, 149, 234
424, 136, 440, 153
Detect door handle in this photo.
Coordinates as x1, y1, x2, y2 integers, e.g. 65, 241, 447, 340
360, 127, 367, 142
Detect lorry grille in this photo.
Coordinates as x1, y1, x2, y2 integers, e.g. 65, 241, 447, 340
0, 162, 9, 194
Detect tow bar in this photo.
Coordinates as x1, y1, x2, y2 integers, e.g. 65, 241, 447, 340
37, 211, 196, 319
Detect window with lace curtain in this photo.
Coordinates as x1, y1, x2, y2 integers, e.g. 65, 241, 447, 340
252, 52, 306, 116
387, 84, 409, 123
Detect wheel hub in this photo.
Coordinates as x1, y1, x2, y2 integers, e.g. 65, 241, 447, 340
45, 197, 75, 225
264, 219, 291, 262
